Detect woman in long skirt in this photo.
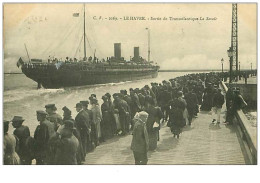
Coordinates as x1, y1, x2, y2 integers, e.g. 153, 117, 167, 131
145, 96, 163, 151
101, 96, 114, 139
4, 121, 20, 165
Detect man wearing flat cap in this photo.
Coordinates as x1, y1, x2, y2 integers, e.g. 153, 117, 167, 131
11, 116, 32, 164
45, 104, 63, 131
34, 110, 55, 165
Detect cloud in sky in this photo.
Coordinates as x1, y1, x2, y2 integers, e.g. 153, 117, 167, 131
3, 3, 257, 72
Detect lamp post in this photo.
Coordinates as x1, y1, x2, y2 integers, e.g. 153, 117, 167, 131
221, 58, 224, 81
227, 47, 233, 83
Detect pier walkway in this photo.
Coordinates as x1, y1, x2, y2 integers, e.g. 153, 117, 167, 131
84, 108, 247, 165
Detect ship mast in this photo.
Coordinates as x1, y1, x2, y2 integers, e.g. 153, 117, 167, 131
24, 43, 31, 63
83, 4, 87, 61
146, 28, 150, 62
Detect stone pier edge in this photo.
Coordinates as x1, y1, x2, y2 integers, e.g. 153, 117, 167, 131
220, 81, 257, 165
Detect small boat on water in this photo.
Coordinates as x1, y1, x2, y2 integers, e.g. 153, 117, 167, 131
17, 5, 159, 89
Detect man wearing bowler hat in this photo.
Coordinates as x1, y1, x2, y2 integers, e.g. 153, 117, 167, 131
34, 110, 55, 165
45, 104, 63, 131
11, 116, 32, 164
75, 103, 90, 157
80, 100, 93, 152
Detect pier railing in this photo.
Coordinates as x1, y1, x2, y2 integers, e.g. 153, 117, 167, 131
221, 81, 257, 164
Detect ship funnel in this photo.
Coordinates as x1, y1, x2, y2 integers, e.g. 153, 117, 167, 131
134, 47, 139, 59
114, 43, 121, 59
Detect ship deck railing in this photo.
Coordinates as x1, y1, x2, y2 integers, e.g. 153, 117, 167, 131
23, 61, 158, 70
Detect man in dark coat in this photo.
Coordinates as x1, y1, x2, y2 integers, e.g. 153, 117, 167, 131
160, 86, 172, 122
61, 106, 85, 164
121, 90, 132, 115
34, 110, 55, 165
169, 91, 187, 137
80, 101, 93, 152
137, 91, 145, 110
101, 95, 113, 139
54, 120, 79, 165
151, 83, 159, 99
121, 90, 133, 130
105, 93, 117, 135
129, 89, 141, 120
75, 103, 90, 157
11, 116, 32, 165
115, 95, 130, 135
200, 84, 214, 111
225, 89, 247, 125
184, 90, 199, 125
45, 104, 63, 131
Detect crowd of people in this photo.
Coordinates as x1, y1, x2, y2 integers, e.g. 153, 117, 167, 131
4, 71, 249, 165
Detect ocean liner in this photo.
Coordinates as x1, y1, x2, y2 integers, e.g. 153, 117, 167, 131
16, 5, 159, 89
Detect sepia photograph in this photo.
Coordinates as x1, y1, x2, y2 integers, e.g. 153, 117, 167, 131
2, 2, 257, 166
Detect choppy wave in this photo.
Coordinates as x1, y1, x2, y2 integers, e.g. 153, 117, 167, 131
3, 80, 135, 103
4, 88, 65, 103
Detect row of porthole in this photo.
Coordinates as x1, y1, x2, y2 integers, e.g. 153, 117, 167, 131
25, 64, 155, 72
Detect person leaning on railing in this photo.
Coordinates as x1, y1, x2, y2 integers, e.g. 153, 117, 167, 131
224, 88, 247, 125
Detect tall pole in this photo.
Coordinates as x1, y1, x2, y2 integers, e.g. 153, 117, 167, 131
231, 3, 238, 82
229, 56, 232, 83
83, 4, 87, 61
221, 58, 224, 81
146, 28, 150, 62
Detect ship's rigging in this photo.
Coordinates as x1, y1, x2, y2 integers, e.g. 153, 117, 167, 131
40, 4, 99, 61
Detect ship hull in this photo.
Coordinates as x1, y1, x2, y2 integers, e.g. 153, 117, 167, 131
21, 64, 159, 89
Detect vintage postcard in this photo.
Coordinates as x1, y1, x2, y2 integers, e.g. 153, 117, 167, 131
3, 3, 257, 165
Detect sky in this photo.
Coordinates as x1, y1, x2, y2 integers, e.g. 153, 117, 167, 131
3, 3, 257, 72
